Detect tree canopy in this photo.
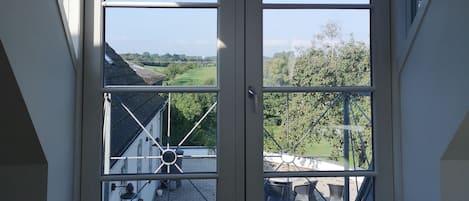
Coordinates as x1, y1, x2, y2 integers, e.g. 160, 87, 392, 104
263, 23, 372, 168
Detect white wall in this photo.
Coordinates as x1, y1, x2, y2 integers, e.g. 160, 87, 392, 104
59, 0, 81, 57
0, 0, 76, 201
399, 0, 469, 200
107, 114, 162, 201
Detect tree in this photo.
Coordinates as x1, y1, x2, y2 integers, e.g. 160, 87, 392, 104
263, 22, 372, 168
264, 51, 294, 86
162, 93, 217, 147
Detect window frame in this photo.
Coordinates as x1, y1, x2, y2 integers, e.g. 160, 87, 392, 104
396, 0, 431, 73
81, 1, 241, 201
57, 0, 83, 67
244, 0, 393, 200
80, 0, 393, 200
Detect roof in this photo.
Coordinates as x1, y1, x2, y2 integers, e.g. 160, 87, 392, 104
127, 61, 166, 85
104, 44, 166, 158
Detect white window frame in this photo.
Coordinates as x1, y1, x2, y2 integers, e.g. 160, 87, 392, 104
57, 1, 85, 201
81, 1, 241, 201
396, 0, 431, 73
244, 1, 393, 200
57, 0, 83, 66
392, 1, 431, 200
80, 0, 393, 200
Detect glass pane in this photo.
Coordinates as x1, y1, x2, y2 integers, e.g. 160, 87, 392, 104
105, 8, 217, 86
264, 176, 374, 201
106, 0, 216, 2
103, 179, 216, 201
103, 92, 217, 174
263, 92, 373, 171
263, 10, 370, 87
263, 0, 369, 4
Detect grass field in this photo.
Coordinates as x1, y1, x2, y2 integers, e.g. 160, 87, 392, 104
171, 67, 216, 85
145, 65, 216, 86
144, 65, 169, 74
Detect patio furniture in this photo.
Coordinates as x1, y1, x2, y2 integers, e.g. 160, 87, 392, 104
294, 181, 318, 201
327, 184, 344, 201
265, 180, 296, 201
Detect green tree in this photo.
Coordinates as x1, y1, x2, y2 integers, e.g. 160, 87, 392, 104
264, 22, 372, 168
264, 51, 294, 86
162, 93, 217, 147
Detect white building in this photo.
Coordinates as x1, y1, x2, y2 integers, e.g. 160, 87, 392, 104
103, 44, 166, 201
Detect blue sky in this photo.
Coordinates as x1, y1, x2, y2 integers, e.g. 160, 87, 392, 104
105, 2, 369, 57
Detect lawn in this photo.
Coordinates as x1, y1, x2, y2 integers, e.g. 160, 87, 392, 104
170, 66, 216, 86
145, 65, 216, 86
144, 65, 168, 74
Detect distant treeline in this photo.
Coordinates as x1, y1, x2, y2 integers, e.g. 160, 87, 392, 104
121, 52, 216, 67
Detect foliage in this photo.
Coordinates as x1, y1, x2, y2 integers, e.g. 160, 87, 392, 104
122, 51, 218, 147
264, 51, 295, 86
121, 52, 216, 67
121, 22, 372, 169
162, 93, 217, 147
263, 22, 372, 168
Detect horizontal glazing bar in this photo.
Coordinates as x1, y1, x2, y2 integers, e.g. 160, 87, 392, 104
102, 1, 219, 8
110, 156, 160, 160
262, 3, 370, 9
110, 155, 216, 160
103, 86, 219, 93
182, 155, 217, 159
264, 170, 377, 178
263, 86, 374, 92
101, 173, 218, 181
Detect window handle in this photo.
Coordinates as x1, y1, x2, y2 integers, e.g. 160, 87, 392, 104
248, 86, 259, 113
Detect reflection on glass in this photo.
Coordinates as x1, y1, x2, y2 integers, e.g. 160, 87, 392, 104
264, 176, 373, 201
105, 8, 217, 86
263, 10, 370, 87
103, 179, 216, 201
103, 92, 217, 174
263, 92, 373, 171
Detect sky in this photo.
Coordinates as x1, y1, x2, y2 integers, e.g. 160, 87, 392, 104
105, 0, 369, 57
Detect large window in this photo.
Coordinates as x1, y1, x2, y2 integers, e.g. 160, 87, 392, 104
82, 0, 392, 200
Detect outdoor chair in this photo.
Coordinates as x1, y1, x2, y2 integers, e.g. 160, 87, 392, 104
293, 181, 318, 201
327, 184, 344, 201
265, 181, 296, 201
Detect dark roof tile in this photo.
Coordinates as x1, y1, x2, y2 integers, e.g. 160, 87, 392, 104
105, 44, 166, 159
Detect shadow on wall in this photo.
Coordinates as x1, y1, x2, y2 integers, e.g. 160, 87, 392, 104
0, 40, 48, 201
441, 112, 469, 201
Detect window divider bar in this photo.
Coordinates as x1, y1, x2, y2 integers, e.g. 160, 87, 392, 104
102, 1, 219, 8
264, 170, 377, 178
262, 86, 375, 93
101, 173, 218, 181
262, 3, 370, 10
103, 86, 219, 93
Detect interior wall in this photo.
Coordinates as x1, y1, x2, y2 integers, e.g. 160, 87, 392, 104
399, 0, 469, 200
0, 0, 76, 200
